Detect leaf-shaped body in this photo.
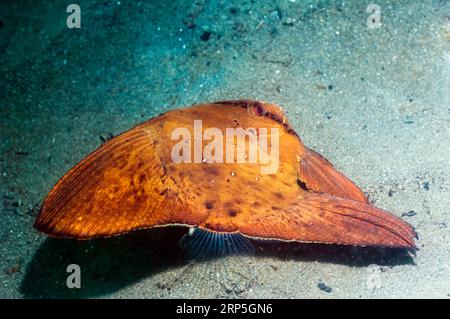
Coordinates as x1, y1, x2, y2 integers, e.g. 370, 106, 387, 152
35, 100, 417, 249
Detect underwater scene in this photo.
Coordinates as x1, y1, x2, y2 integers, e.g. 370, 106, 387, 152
1, 0, 449, 299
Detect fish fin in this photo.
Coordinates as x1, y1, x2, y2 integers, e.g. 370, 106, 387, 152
34, 101, 293, 239
180, 228, 255, 260
34, 118, 207, 239
236, 192, 417, 249
298, 147, 368, 203
35, 100, 409, 252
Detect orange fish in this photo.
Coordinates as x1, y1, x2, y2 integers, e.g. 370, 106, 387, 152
35, 100, 417, 252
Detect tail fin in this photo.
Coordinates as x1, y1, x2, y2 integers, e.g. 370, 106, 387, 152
237, 192, 417, 249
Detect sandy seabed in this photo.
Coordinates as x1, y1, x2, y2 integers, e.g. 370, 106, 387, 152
1, 0, 449, 298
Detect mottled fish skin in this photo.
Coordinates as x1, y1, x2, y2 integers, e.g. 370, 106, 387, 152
35, 100, 417, 250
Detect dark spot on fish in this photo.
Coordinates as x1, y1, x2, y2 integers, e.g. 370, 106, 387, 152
161, 162, 168, 175
254, 102, 265, 116
228, 209, 238, 217
253, 201, 261, 208
134, 193, 148, 205
423, 181, 430, 191
388, 189, 394, 197
169, 176, 178, 185
205, 201, 214, 209
159, 188, 169, 196
213, 100, 252, 109
273, 192, 284, 199
204, 166, 219, 176
271, 206, 280, 211
297, 179, 309, 191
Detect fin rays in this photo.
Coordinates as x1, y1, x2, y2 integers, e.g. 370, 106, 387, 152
180, 228, 255, 260
43, 133, 151, 215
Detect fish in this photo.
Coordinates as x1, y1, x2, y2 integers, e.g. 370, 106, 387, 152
34, 100, 417, 253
